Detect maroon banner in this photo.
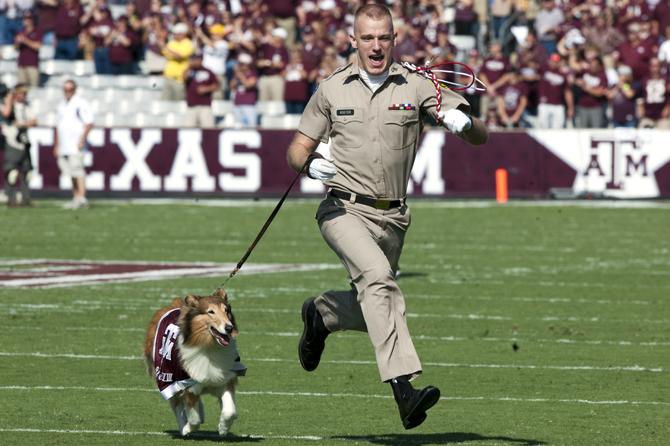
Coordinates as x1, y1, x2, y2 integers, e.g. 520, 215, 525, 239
1, 128, 669, 198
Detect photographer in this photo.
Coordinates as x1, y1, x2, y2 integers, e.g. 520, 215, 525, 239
1, 84, 37, 207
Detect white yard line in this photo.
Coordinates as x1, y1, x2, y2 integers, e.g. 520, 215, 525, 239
5, 303, 669, 325
0, 386, 668, 407
90, 198, 670, 210
0, 351, 662, 372
3, 325, 668, 347
0, 427, 325, 441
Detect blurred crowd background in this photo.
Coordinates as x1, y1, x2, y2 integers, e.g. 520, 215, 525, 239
0, 0, 669, 129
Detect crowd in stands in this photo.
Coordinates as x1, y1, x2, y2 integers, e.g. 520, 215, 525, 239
0, 0, 669, 129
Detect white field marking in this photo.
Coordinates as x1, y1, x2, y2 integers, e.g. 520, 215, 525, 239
1, 386, 669, 407
0, 351, 662, 372
2, 325, 669, 347
3, 325, 669, 347
0, 427, 324, 441
0, 260, 339, 289
4, 302, 670, 325
409, 294, 654, 306
92, 197, 670, 210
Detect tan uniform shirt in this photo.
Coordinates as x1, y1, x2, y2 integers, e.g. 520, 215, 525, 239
298, 59, 469, 199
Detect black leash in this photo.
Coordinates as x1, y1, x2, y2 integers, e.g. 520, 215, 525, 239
216, 156, 311, 290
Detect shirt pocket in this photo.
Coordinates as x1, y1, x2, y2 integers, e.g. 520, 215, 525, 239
331, 108, 364, 148
382, 113, 419, 150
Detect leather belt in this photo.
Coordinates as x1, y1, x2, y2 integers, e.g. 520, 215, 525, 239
329, 189, 403, 210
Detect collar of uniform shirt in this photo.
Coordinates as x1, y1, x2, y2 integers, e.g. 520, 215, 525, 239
358, 68, 389, 93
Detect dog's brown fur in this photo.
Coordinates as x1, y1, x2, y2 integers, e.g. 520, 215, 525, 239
144, 289, 243, 436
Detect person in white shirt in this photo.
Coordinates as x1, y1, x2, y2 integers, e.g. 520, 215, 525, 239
53, 79, 94, 209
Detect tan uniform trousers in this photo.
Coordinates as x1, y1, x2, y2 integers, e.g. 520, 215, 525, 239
314, 195, 422, 382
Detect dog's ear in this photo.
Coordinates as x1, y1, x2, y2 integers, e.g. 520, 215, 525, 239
213, 288, 227, 302
184, 295, 199, 307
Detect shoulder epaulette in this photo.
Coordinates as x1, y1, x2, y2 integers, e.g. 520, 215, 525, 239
323, 62, 353, 82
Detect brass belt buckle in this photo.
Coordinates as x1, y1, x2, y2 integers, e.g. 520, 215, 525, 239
376, 200, 391, 210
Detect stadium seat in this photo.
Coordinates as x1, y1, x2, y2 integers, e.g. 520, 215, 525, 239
256, 100, 286, 117
0, 44, 17, 60
88, 75, 120, 89
449, 35, 476, 58
1, 72, 17, 88
0, 60, 16, 74
149, 100, 187, 115
260, 114, 301, 129
212, 100, 233, 116
39, 111, 58, 127
163, 112, 187, 128
39, 45, 54, 60
135, 112, 168, 128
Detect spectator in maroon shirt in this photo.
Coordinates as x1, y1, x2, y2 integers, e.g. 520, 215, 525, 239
537, 53, 574, 128
141, 13, 167, 75
654, 0, 670, 36
54, 0, 84, 60
266, 0, 297, 48
84, 5, 113, 74
454, 0, 478, 36
614, 23, 657, 80
105, 16, 136, 75
479, 41, 510, 119
392, 21, 419, 64
184, 52, 220, 128
231, 53, 258, 128
637, 58, 670, 128
256, 27, 289, 102
36, 0, 58, 45
14, 13, 42, 87
300, 25, 323, 75
283, 47, 309, 114
574, 56, 608, 128
608, 64, 639, 128
496, 68, 529, 128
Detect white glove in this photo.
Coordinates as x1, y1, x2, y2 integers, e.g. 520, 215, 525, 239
308, 157, 337, 181
438, 108, 472, 134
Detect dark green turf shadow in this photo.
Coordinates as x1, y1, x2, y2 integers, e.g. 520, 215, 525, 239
331, 432, 545, 445
166, 430, 262, 442
395, 271, 428, 280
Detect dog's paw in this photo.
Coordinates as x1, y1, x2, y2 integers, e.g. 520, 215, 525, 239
181, 424, 193, 436
218, 420, 234, 436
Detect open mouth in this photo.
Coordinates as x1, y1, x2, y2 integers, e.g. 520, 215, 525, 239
369, 53, 385, 68
209, 327, 230, 347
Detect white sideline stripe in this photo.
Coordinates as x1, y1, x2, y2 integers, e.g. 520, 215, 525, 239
92, 198, 670, 210
0, 351, 662, 372
0, 261, 339, 289
3, 326, 668, 347
6, 303, 670, 325
0, 427, 324, 441
0, 386, 669, 407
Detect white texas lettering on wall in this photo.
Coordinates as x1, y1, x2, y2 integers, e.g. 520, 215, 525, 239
529, 129, 670, 198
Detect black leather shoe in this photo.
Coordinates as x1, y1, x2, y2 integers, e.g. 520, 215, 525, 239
298, 297, 329, 371
390, 376, 441, 430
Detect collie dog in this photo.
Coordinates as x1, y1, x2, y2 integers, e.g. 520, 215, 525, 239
143, 289, 246, 436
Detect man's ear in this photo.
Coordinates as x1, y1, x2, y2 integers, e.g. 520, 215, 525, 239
350, 33, 358, 49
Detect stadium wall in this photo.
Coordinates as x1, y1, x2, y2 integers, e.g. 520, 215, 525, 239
4, 128, 670, 199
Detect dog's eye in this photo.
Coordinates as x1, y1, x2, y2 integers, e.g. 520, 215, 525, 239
207, 309, 215, 315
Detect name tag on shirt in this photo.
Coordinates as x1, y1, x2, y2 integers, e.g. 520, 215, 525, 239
336, 109, 355, 116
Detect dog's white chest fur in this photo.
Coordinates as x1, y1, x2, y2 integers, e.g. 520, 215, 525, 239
177, 335, 241, 386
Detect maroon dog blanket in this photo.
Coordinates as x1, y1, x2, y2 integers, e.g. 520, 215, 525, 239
150, 308, 245, 400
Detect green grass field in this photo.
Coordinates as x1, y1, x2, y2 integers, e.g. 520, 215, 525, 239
1, 199, 668, 445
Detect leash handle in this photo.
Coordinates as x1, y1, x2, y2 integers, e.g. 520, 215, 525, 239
218, 156, 310, 289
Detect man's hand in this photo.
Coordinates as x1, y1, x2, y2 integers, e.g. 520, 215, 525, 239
438, 108, 472, 134
306, 153, 337, 181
